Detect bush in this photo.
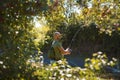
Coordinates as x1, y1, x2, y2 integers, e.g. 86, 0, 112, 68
85, 52, 117, 73
32, 59, 100, 80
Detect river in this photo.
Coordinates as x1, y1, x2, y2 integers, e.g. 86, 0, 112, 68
42, 52, 91, 67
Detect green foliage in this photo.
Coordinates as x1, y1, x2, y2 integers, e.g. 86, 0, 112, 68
85, 52, 117, 73
0, 0, 49, 79
80, 0, 120, 34
32, 59, 100, 80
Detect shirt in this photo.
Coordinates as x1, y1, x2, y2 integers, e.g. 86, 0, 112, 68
52, 40, 63, 60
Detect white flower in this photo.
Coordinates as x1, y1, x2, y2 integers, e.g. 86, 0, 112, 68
85, 58, 90, 62
8, 32, 10, 34
101, 60, 106, 64
66, 68, 71, 73
107, 63, 110, 65
45, 68, 49, 71
112, 58, 117, 62
49, 77, 52, 79
50, 68, 53, 71
51, 77, 56, 80
110, 61, 113, 64
57, 60, 62, 64
59, 70, 64, 76
61, 65, 65, 68
60, 78, 64, 80
3, 65, 6, 69
53, 72, 57, 76
76, 78, 80, 80
97, 55, 101, 58
97, 51, 102, 55
15, 31, 19, 34
82, 78, 85, 80
90, 64, 93, 70
66, 74, 72, 77
98, 63, 101, 66
0, 61, 3, 64
54, 66, 58, 69
49, 77, 56, 80
59, 70, 63, 73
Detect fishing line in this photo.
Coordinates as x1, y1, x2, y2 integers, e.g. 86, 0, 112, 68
68, 24, 84, 49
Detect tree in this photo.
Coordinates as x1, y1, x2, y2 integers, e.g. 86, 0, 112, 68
0, 0, 49, 79
77, 0, 120, 34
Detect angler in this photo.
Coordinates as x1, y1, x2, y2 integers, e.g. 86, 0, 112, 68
48, 32, 71, 63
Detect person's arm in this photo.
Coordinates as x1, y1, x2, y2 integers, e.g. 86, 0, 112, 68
58, 47, 70, 55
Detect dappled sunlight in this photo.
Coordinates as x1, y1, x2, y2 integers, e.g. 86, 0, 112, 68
34, 21, 42, 28
31, 17, 50, 46
32, 25, 50, 46
33, 16, 47, 28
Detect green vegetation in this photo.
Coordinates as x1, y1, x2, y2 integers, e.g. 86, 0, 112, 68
0, 0, 120, 80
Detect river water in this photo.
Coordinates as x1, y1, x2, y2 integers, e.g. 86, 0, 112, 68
43, 52, 90, 67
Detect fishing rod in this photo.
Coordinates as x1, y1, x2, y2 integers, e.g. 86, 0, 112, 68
68, 24, 84, 49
